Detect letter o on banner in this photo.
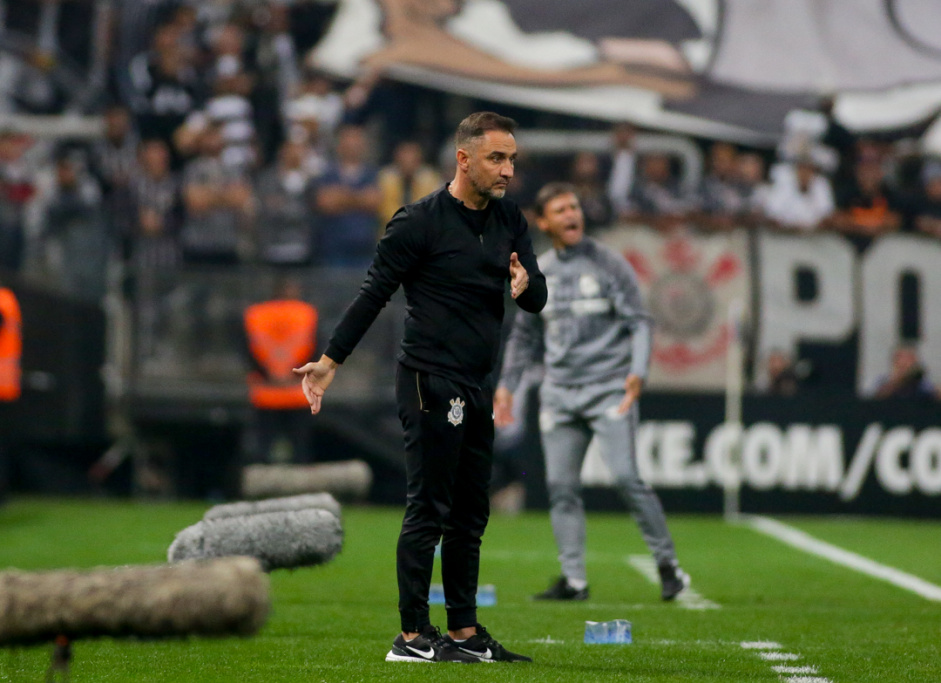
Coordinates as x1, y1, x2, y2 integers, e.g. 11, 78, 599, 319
742, 423, 783, 490
875, 427, 914, 495
912, 429, 941, 496
756, 233, 855, 375
859, 235, 941, 394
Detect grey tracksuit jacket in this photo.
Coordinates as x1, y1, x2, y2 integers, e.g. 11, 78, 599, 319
499, 237, 652, 392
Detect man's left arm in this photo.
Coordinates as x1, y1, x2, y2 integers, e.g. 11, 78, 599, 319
606, 251, 654, 413
510, 210, 547, 313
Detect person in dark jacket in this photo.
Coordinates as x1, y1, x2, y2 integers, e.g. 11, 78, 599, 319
294, 111, 546, 663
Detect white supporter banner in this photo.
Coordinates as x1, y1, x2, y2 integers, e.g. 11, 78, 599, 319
598, 225, 751, 392
312, 0, 941, 140
755, 232, 941, 395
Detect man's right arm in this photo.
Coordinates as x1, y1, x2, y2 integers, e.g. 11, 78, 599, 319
323, 207, 426, 364
294, 208, 426, 414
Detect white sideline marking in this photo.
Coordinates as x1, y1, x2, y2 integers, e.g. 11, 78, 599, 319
627, 556, 721, 610
745, 515, 941, 603
773, 666, 818, 674
528, 636, 564, 645
741, 642, 830, 681
760, 652, 800, 662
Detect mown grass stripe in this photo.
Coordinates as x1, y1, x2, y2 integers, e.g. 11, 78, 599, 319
760, 652, 801, 661
744, 515, 941, 602
772, 665, 819, 674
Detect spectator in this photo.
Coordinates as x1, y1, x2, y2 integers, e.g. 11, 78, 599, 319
284, 67, 345, 153
569, 151, 613, 230
763, 152, 834, 232
605, 122, 638, 220
314, 124, 381, 267
126, 23, 203, 159
698, 142, 743, 230
906, 159, 941, 238
0, 129, 36, 272
760, 349, 802, 397
42, 149, 108, 303
131, 139, 182, 270
204, 63, 259, 171
255, 139, 317, 266
377, 140, 442, 226
175, 23, 259, 172
90, 104, 139, 255
502, 150, 540, 221
250, 2, 301, 159
818, 96, 857, 186
830, 154, 902, 240
869, 344, 939, 400
91, 104, 139, 196
736, 152, 771, 227
624, 152, 692, 233
180, 123, 256, 264
202, 22, 257, 96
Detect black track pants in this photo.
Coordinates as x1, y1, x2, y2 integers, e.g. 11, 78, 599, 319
394, 363, 493, 632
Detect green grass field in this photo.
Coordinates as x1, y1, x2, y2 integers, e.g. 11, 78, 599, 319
1, 498, 939, 682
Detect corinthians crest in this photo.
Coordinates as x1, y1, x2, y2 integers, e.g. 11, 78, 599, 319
447, 398, 465, 426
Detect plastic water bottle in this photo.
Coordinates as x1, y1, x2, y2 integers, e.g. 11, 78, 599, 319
477, 584, 497, 607
584, 619, 632, 644
428, 583, 497, 606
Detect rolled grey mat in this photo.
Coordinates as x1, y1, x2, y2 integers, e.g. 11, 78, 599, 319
168, 507, 343, 572
203, 493, 342, 521
241, 460, 372, 501
0, 557, 268, 646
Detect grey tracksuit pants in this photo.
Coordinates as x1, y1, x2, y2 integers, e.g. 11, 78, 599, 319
539, 378, 677, 582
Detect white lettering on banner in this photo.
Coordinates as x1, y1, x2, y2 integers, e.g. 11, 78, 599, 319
631, 422, 705, 487
838, 424, 883, 501
912, 429, 941, 495
705, 422, 742, 487
781, 425, 843, 491
661, 422, 698, 486
742, 423, 784, 490
859, 236, 941, 394
615, 421, 941, 498
876, 428, 915, 495
757, 233, 941, 394
756, 233, 855, 370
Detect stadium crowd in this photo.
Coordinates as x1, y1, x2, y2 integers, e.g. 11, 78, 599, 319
1, 0, 940, 400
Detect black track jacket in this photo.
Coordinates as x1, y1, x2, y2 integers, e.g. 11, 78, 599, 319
324, 185, 547, 388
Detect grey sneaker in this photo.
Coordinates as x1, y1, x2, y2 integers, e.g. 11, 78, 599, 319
533, 576, 589, 601
658, 561, 690, 601
385, 625, 480, 663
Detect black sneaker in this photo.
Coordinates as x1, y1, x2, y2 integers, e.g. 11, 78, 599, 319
658, 561, 690, 601
447, 623, 533, 663
385, 625, 480, 663
533, 576, 589, 601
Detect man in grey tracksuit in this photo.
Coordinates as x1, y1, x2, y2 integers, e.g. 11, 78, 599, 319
494, 182, 688, 601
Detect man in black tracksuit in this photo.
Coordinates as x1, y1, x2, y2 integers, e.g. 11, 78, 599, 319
294, 112, 547, 663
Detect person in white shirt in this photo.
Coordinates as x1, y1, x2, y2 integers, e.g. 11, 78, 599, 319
763, 154, 834, 232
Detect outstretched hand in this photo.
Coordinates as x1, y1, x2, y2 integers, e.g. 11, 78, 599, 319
292, 356, 338, 415
493, 386, 515, 428
617, 374, 643, 415
509, 252, 529, 299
